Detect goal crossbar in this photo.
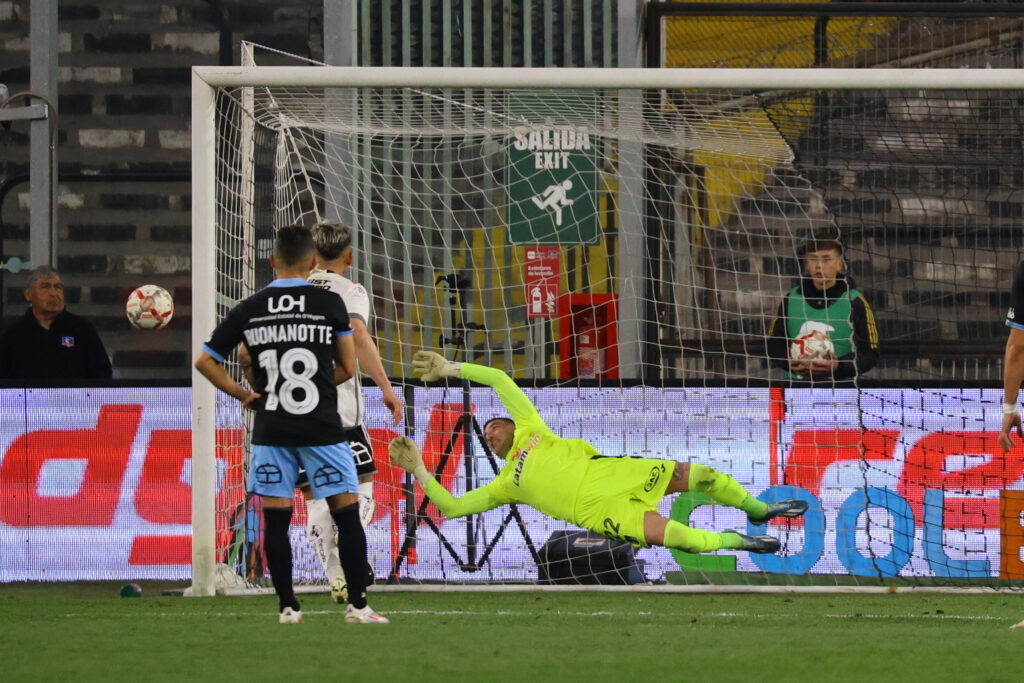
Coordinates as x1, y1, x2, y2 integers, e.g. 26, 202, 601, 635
191, 66, 1024, 90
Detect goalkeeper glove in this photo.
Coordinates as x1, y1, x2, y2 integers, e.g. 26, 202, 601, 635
411, 350, 460, 382
388, 436, 432, 486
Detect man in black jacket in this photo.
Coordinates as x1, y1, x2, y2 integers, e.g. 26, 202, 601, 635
0, 266, 112, 380
766, 230, 879, 382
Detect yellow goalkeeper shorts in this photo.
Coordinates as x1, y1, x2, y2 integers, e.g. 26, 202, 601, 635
573, 457, 675, 548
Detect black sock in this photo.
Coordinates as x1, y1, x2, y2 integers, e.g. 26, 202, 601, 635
331, 503, 368, 609
263, 507, 300, 612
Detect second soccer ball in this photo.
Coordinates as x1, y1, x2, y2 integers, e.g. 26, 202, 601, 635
790, 330, 835, 361
126, 284, 175, 330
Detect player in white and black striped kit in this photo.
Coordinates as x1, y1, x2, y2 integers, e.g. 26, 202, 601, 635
303, 222, 404, 604
195, 224, 388, 624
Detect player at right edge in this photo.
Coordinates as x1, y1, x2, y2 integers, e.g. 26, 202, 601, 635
1000, 259, 1024, 452
390, 351, 808, 556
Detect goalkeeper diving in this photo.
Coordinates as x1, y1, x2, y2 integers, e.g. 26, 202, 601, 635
389, 351, 808, 554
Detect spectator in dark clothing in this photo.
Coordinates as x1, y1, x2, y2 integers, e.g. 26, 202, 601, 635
0, 265, 112, 380
766, 230, 879, 382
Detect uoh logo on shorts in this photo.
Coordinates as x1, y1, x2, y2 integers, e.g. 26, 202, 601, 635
313, 465, 343, 487
254, 463, 282, 484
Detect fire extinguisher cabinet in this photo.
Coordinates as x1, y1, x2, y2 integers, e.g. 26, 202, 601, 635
557, 293, 619, 380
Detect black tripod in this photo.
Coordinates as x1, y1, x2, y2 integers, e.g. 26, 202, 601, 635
387, 412, 540, 579
387, 273, 540, 581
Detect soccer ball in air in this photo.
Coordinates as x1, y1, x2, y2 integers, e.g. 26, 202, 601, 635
126, 284, 174, 329
789, 330, 835, 362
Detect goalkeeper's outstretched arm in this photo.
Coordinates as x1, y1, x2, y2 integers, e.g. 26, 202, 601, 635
388, 436, 505, 518
411, 350, 540, 425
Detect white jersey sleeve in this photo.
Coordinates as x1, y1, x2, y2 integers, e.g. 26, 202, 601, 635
307, 269, 370, 427
342, 280, 371, 325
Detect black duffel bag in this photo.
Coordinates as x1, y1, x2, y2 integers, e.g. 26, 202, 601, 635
536, 529, 647, 585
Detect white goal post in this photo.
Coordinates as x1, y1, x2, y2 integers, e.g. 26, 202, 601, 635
191, 66, 1024, 597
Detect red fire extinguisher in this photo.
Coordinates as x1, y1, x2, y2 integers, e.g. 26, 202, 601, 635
576, 310, 604, 378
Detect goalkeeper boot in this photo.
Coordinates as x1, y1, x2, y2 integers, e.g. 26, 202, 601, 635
726, 530, 781, 554
747, 499, 809, 526
330, 562, 374, 604
345, 604, 390, 624
279, 606, 303, 624
330, 577, 348, 605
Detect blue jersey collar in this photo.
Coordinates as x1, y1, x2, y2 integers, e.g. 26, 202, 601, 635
267, 277, 309, 288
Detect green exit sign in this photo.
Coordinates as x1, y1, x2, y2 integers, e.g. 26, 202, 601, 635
506, 95, 599, 245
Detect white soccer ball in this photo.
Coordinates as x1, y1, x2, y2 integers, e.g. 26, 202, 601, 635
789, 330, 835, 361
126, 284, 174, 330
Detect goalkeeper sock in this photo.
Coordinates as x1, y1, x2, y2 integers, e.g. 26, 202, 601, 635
263, 507, 300, 612
357, 480, 375, 529
663, 520, 744, 553
331, 502, 369, 609
305, 497, 343, 585
688, 463, 769, 519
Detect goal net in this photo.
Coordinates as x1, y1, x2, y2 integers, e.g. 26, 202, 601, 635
191, 63, 1024, 595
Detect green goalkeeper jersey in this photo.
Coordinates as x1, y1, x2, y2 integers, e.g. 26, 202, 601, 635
423, 362, 600, 523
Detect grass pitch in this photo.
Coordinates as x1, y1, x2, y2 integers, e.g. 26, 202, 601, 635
3, 582, 1024, 682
